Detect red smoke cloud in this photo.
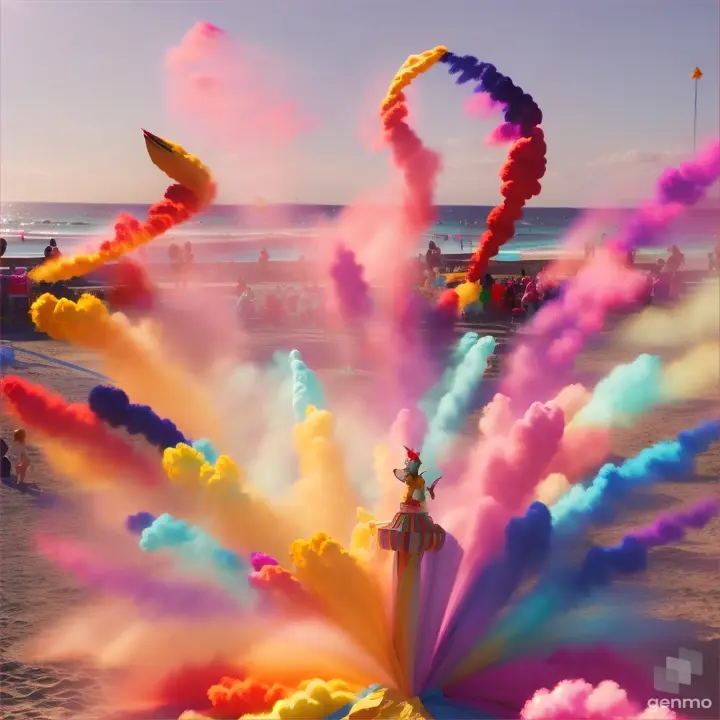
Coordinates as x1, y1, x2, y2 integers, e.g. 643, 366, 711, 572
1, 376, 160, 483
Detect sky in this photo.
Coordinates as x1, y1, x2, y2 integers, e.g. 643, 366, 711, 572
0, 0, 718, 207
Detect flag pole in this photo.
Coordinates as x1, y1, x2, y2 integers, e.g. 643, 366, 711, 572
693, 78, 698, 155
691, 67, 703, 155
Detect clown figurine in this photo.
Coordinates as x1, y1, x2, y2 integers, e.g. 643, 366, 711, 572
393, 446, 441, 512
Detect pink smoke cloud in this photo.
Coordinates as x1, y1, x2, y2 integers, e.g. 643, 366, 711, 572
464, 92, 502, 118
521, 680, 676, 719
165, 22, 313, 147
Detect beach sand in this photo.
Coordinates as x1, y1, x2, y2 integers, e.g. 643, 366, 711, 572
1, 327, 719, 719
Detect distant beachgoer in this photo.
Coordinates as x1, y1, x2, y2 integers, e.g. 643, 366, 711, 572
504, 281, 516, 312
521, 281, 540, 316
9, 428, 30, 484
182, 242, 194, 286
259, 247, 270, 279
426, 240, 441, 271
520, 267, 526, 277
44, 238, 60, 258
1, 438, 11, 480
167, 243, 184, 287
20, 232, 25, 243
665, 245, 684, 275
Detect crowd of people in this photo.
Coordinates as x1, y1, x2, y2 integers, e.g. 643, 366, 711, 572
235, 279, 326, 327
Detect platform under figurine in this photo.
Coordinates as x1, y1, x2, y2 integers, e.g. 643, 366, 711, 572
373, 447, 446, 694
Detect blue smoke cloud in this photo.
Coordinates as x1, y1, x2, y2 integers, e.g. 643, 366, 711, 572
428, 502, 551, 686
419, 332, 479, 421
552, 420, 720, 532
573, 354, 663, 428
139, 513, 253, 602
192, 439, 219, 465
439, 53, 543, 135
88, 385, 189, 450
289, 350, 324, 421
422, 335, 496, 468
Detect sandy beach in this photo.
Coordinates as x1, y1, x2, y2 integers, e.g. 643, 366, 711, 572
1, 321, 719, 720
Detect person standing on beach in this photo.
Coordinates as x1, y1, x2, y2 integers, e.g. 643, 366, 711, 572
47, 238, 61, 257
426, 240, 441, 272
9, 428, 30, 485
258, 247, 270, 280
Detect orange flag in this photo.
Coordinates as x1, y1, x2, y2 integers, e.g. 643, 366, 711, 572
691, 67, 703, 80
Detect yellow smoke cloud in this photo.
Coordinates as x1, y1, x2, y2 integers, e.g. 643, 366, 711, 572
162, 443, 297, 560
30, 132, 214, 282
288, 407, 359, 541
290, 534, 400, 683
381, 46, 448, 112
617, 279, 720, 348
662, 342, 720, 399
249, 679, 357, 719
454, 281, 481, 311
30, 293, 220, 442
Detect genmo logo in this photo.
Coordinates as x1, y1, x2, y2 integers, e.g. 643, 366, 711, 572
647, 697, 714, 710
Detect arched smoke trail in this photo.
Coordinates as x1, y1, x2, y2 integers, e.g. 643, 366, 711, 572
139, 513, 254, 602
439, 52, 546, 282
1, 376, 160, 483
30, 131, 215, 282
380, 47, 445, 239
89, 385, 190, 451
551, 419, 720, 532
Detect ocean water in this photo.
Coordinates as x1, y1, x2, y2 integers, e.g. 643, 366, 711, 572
1, 202, 717, 263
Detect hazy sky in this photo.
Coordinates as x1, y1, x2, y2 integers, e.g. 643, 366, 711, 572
1, 0, 718, 206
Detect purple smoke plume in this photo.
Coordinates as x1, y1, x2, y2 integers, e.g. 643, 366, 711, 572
329, 243, 373, 319
627, 499, 719, 547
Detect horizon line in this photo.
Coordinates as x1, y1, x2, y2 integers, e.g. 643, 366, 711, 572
5, 199, 714, 210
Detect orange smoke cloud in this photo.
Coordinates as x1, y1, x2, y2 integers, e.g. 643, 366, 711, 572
30, 134, 214, 283
207, 676, 289, 717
